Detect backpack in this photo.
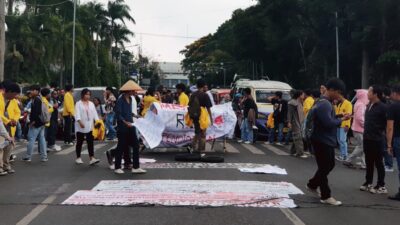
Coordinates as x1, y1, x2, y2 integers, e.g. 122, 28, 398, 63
302, 99, 326, 140
39, 98, 51, 124
188, 93, 201, 119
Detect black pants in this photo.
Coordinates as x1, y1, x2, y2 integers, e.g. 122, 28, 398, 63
308, 140, 335, 200
63, 116, 73, 143
364, 139, 385, 187
115, 127, 139, 170
76, 132, 94, 158
110, 146, 132, 167
46, 119, 58, 146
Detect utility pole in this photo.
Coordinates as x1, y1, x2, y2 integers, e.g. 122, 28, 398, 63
335, 11, 340, 78
0, 0, 5, 82
71, 0, 77, 85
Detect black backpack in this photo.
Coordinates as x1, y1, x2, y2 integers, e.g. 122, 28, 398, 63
188, 93, 201, 119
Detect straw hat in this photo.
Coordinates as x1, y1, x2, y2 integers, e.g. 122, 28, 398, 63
120, 80, 143, 91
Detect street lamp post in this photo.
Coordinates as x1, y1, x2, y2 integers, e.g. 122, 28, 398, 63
71, 0, 77, 86
220, 63, 226, 88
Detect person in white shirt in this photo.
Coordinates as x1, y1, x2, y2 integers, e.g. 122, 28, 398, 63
74, 89, 100, 165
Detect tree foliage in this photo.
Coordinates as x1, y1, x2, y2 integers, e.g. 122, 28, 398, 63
181, 0, 400, 90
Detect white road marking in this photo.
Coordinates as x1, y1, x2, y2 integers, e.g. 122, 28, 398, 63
261, 144, 290, 156
280, 208, 306, 225
224, 143, 240, 153
241, 144, 265, 155
16, 183, 70, 225
81, 143, 109, 154
56, 145, 81, 155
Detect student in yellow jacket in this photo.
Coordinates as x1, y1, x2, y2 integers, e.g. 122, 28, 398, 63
335, 96, 353, 161
176, 83, 189, 106
63, 85, 75, 145
303, 90, 315, 116
5, 99, 21, 138
141, 87, 159, 117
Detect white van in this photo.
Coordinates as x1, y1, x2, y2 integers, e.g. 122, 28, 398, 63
234, 79, 292, 114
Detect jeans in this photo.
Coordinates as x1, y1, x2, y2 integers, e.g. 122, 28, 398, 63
63, 116, 73, 143
337, 128, 348, 159
290, 132, 304, 156
241, 118, 253, 142
76, 132, 94, 158
26, 126, 47, 160
106, 112, 116, 139
383, 140, 393, 168
269, 123, 284, 143
308, 140, 335, 200
364, 139, 385, 187
393, 137, 400, 185
115, 127, 140, 170
16, 122, 22, 141
346, 131, 365, 166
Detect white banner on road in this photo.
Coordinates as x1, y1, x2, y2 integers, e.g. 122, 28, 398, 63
134, 103, 237, 149
62, 180, 303, 208
238, 165, 288, 175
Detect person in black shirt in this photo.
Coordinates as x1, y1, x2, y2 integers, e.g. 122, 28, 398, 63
238, 88, 258, 144
268, 91, 288, 145
189, 79, 213, 154
382, 87, 394, 172
386, 84, 400, 201
360, 85, 388, 194
23, 85, 48, 162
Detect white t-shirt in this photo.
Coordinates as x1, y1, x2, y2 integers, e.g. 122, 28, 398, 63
74, 100, 99, 134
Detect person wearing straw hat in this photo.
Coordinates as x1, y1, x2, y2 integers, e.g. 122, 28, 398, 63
113, 80, 146, 174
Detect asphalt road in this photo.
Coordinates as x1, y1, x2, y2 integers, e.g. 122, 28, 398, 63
0, 140, 399, 225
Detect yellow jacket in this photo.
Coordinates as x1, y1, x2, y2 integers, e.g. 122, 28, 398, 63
185, 107, 210, 130
303, 96, 315, 116
335, 99, 353, 128
92, 120, 105, 140
141, 95, 159, 117
0, 93, 10, 125
42, 97, 54, 127
62, 92, 75, 116
6, 99, 21, 137
266, 112, 274, 129
179, 92, 189, 106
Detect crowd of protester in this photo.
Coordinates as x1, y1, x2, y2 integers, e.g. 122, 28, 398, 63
0, 77, 399, 206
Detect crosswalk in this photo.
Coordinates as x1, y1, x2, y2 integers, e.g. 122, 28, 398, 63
10, 140, 294, 157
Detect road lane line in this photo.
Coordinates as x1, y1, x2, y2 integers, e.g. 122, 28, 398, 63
280, 208, 306, 225
261, 144, 290, 156
16, 183, 70, 225
57, 145, 83, 155
241, 144, 265, 155
224, 143, 240, 153
81, 143, 109, 154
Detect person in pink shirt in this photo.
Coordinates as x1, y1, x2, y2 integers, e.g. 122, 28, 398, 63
344, 89, 369, 168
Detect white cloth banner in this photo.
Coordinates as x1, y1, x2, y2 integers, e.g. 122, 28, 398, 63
238, 165, 287, 175
134, 103, 237, 149
62, 180, 303, 208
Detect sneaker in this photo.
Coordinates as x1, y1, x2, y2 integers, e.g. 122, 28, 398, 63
64, 142, 74, 146
298, 154, 309, 159
0, 170, 7, 176
244, 141, 251, 144
200, 153, 206, 158
276, 143, 284, 146
320, 197, 342, 206
89, 158, 100, 165
9, 154, 16, 162
360, 183, 373, 192
335, 156, 345, 161
252, 125, 258, 130
22, 157, 31, 162
105, 150, 113, 165
388, 192, 400, 201
5, 168, 15, 174
237, 140, 243, 143
370, 186, 388, 194
53, 145, 62, 151
41, 158, 49, 162
132, 168, 147, 174
114, 169, 124, 174
385, 166, 394, 172
109, 164, 115, 170
75, 158, 83, 164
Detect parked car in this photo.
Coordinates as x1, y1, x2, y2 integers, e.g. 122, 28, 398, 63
210, 89, 231, 105
232, 79, 292, 140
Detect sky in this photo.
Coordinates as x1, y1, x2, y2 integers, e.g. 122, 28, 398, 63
82, 0, 256, 62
